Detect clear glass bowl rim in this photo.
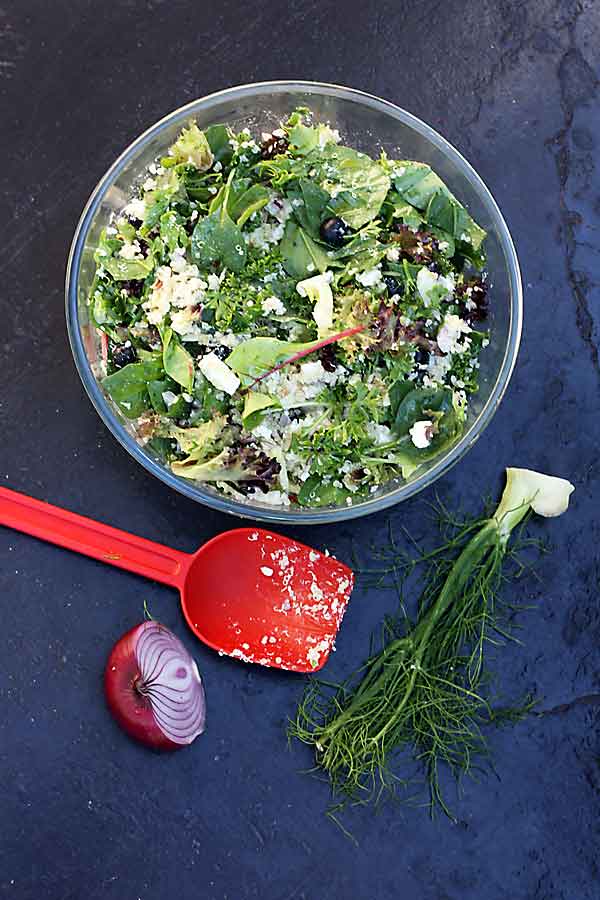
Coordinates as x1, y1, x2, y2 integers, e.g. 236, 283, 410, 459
65, 79, 522, 525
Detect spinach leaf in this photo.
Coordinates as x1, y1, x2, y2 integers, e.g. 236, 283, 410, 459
191, 209, 246, 272
93, 228, 121, 265
392, 161, 486, 250
290, 179, 330, 237
388, 379, 414, 420
190, 170, 247, 272
280, 222, 331, 278
159, 210, 189, 252
161, 328, 195, 392
141, 170, 185, 233
192, 373, 230, 421
386, 195, 423, 229
287, 121, 340, 156
327, 230, 385, 273
242, 391, 280, 429
148, 379, 190, 418
205, 124, 234, 166
102, 354, 163, 419
102, 256, 153, 282
229, 183, 270, 226
317, 145, 390, 229
227, 336, 320, 379
297, 475, 353, 508
392, 386, 464, 461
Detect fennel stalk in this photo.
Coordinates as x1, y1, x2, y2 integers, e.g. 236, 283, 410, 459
290, 469, 574, 816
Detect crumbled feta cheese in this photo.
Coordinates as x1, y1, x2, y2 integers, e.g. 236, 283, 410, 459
299, 361, 325, 384
170, 306, 200, 335
262, 295, 286, 316
367, 422, 395, 445
207, 273, 222, 291
143, 263, 206, 326
198, 353, 240, 396
416, 268, 455, 305
124, 197, 146, 220
162, 390, 178, 408
409, 419, 434, 449
118, 240, 143, 260
266, 196, 293, 223
424, 353, 452, 386
251, 489, 291, 507
385, 246, 400, 262
356, 266, 383, 288
437, 314, 472, 355
246, 222, 285, 249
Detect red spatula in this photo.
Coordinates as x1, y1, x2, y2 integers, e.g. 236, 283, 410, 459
0, 487, 353, 672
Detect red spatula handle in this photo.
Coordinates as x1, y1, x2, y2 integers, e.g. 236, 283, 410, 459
0, 487, 189, 588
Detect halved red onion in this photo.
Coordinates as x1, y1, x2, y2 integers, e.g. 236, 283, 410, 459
105, 621, 206, 750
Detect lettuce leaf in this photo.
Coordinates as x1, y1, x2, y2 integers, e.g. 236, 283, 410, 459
166, 122, 213, 171
318, 146, 391, 229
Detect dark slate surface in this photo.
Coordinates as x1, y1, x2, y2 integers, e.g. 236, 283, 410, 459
1, 2, 599, 898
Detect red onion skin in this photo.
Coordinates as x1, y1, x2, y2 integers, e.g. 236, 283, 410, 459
104, 623, 181, 751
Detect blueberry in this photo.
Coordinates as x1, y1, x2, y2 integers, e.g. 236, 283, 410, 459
414, 347, 430, 366
319, 217, 350, 247
383, 275, 401, 297
112, 344, 137, 368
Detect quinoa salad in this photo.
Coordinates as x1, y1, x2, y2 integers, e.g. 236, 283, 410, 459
90, 109, 489, 509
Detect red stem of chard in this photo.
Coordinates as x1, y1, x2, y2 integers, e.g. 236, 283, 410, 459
250, 325, 366, 387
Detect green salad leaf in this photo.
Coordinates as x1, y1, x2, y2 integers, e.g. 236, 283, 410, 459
161, 328, 195, 392
191, 170, 247, 272
226, 336, 320, 379
164, 122, 213, 171
297, 474, 353, 508
318, 146, 391, 229
242, 391, 281, 428
159, 210, 189, 252
229, 183, 270, 226
102, 353, 163, 418
205, 124, 235, 166
280, 222, 331, 278
102, 256, 153, 281
392, 385, 464, 461
392, 161, 486, 250
141, 169, 185, 233
290, 179, 330, 237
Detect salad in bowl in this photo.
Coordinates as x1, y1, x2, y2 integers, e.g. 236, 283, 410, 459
87, 106, 491, 511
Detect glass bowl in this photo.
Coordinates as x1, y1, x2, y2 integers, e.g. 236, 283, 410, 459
66, 81, 522, 525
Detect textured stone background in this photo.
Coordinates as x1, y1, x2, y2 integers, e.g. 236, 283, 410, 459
0, 2, 599, 898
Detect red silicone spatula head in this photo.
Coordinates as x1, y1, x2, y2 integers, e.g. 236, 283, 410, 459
180, 528, 354, 673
